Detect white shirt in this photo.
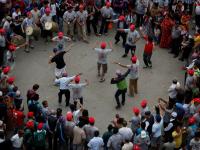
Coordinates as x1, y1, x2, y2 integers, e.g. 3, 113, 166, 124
31, 9, 40, 24
168, 83, 178, 98
119, 127, 133, 142
68, 83, 87, 99
12, 11, 21, 19
50, 3, 57, 16
124, 29, 140, 46
40, 14, 52, 27
76, 11, 88, 23
100, 6, 113, 18
127, 60, 139, 79
11, 134, 23, 148
63, 10, 77, 22
55, 76, 75, 90
52, 36, 71, 51
88, 137, 104, 150
94, 48, 112, 64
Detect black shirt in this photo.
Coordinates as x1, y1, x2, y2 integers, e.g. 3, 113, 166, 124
51, 51, 66, 69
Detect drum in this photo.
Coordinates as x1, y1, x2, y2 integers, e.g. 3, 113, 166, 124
11, 35, 25, 46
25, 26, 33, 36
51, 22, 59, 33
45, 21, 53, 30
33, 26, 41, 37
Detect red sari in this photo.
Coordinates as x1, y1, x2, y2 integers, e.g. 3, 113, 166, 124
160, 18, 174, 48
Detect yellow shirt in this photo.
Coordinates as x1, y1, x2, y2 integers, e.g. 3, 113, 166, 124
172, 131, 182, 148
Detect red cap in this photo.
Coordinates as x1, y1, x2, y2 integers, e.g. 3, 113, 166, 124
58, 32, 64, 38
0, 28, 5, 34
89, 117, 95, 124
133, 145, 140, 150
130, 24, 135, 31
133, 107, 140, 115
66, 112, 73, 121
106, 2, 111, 7
26, 120, 34, 129
131, 56, 137, 63
27, 11, 31, 16
37, 123, 43, 130
7, 77, 15, 84
74, 75, 80, 84
100, 42, 106, 49
187, 69, 194, 76
193, 98, 200, 103
119, 15, 125, 21
45, 7, 51, 14
8, 44, 16, 52
79, 4, 84, 10
140, 99, 147, 108
189, 117, 196, 125
3, 66, 10, 74
27, 112, 34, 118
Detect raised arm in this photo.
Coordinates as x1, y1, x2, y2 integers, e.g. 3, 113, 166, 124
113, 61, 129, 68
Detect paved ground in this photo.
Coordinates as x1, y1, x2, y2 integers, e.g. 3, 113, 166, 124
12, 29, 185, 132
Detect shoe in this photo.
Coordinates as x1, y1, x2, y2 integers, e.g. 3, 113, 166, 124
98, 34, 102, 36
149, 64, 152, 68
143, 66, 148, 69
30, 45, 34, 49
24, 49, 30, 53
122, 54, 127, 58
115, 40, 119, 44
121, 102, 125, 106
95, 33, 100, 36
83, 40, 89, 44
99, 78, 105, 82
115, 105, 121, 109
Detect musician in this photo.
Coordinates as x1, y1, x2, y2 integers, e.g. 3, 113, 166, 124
40, 0, 50, 17
99, 2, 113, 36
52, 32, 71, 51
21, 12, 36, 52
40, 7, 53, 42
76, 4, 89, 43
31, 4, 40, 25
63, 6, 77, 41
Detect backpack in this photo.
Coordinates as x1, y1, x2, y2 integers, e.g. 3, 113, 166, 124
33, 130, 46, 147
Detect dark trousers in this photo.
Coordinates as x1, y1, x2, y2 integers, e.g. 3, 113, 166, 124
115, 31, 127, 46
143, 52, 152, 67
196, 15, 200, 28
65, 137, 73, 150
180, 47, 192, 60
86, 19, 97, 34
184, 3, 193, 15
99, 17, 110, 34
58, 89, 70, 106
0, 47, 5, 66
115, 89, 127, 106
136, 13, 144, 27
125, 44, 136, 56
171, 37, 181, 56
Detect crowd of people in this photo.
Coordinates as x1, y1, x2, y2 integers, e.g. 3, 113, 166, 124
1, 0, 200, 150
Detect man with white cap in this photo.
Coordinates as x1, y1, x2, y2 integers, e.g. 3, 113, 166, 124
111, 68, 130, 109
134, 130, 150, 150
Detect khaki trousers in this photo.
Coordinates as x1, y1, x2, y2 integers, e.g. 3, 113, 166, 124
129, 78, 138, 96
64, 22, 74, 37
77, 23, 87, 41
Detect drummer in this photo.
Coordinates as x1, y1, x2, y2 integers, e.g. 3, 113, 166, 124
63, 6, 77, 41
40, 7, 53, 42
21, 11, 36, 52
52, 32, 71, 51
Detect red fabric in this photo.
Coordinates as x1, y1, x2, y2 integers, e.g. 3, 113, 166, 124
12, 0, 26, 13
144, 42, 153, 54
13, 110, 25, 127
160, 18, 174, 48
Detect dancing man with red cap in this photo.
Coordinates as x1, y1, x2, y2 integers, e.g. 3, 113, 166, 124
118, 24, 140, 57
113, 55, 139, 97
93, 41, 113, 82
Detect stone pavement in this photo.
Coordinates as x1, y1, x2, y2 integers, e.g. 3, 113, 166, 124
12, 29, 185, 132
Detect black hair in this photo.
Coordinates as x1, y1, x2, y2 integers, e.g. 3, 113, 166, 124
32, 94, 39, 101
70, 104, 76, 112
107, 124, 113, 132
113, 127, 118, 134
82, 109, 89, 117
33, 84, 39, 90
94, 130, 99, 137
56, 108, 62, 116
148, 36, 153, 42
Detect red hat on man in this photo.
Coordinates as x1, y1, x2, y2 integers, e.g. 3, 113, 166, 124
8, 44, 16, 52
66, 112, 73, 121
37, 123, 43, 130
189, 117, 196, 125
118, 15, 125, 21
27, 112, 34, 118
79, 4, 84, 10
89, 117, 95, 124
193, 98, 200, 103
26, 120, 34, 129
187, 69, 194, 76
7, 77, 15, 84
100, 42, 106, 49
131, 56, 137, 63
130, 24, 135, 31
140, 99, 147, 108
58, 32, 64, 38
3, 66, 10, 74
45, 7, 51, 14
106, 2, 111, 7
133, 145, 141, 150
74, 75, 80, 84
133, 107, 140, 115
27, 11, 31, 16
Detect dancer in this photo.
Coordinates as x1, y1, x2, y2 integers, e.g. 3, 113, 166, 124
93, 41, 113, 82
52, 32, 71, 51
118, 24, 140, 57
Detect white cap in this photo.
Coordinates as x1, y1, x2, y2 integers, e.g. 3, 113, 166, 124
176, 82, 181, 88
141, 130, 147, 138
0, 120, 3, 126
16, 90, 21, 96
171, 112, 177, 118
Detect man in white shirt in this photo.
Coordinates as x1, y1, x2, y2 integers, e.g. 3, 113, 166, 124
88, 130, 104, 150
93, 41, 113, 82
76, 5, 89, 43
55, 72, 82, 106
11, 130, 24, 150
118, 24, 140, 57
63, 6, 77, 41
52, 32, 71, 51
168, 79, 180, 105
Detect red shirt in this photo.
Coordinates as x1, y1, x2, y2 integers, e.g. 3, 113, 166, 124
13, 110, 25, 127
144, 36, 154, 54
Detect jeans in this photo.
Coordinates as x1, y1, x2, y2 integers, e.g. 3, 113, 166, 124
125, 44, 136, 55
86, 19, 97, 34
136, 13, 144, 27
99, 17, 110, 34
58, 89, 70, 105
115, 89, 127, 106
143, 52, 152, 67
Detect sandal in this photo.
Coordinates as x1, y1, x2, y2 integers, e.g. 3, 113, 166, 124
99, 78, 105, 82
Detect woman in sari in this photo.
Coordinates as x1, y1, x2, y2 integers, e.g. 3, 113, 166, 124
160, 14, 175, 48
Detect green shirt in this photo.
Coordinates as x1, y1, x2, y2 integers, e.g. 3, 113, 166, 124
117, 79, 127, 90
